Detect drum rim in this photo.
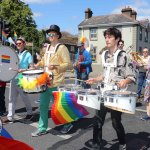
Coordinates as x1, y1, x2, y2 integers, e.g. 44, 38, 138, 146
22, 69, 44, 75
105, 90, 136, 97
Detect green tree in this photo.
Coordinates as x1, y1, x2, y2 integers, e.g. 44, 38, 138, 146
0, 0, 40, 52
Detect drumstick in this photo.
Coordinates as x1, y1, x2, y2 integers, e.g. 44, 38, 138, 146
44, 65, 60, 67
9, 68, 18, 72
69, 78, 87, 83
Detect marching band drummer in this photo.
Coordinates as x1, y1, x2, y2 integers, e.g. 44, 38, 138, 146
31, 24, 71, 137
86, 27, 136, 150
2, 37, 33, 124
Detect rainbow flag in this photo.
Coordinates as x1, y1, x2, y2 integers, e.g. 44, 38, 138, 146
14, 31, 17, 41
2, 31, 7, 42
51, 91, 89, 125
1, 55, 10, 63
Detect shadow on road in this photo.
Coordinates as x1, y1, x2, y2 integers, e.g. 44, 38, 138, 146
84, 132, 150, 150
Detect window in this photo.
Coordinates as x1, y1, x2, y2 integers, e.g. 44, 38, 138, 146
145, 29, 148, 42
139, 27, 142, 41
90, 46, 97, 62
90, 28, 97, 40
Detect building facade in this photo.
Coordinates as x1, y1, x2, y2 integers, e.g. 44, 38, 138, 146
78, 7, 150, 65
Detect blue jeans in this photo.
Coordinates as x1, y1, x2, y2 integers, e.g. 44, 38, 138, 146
77, 72, 91, 89
137, 72, 146, 97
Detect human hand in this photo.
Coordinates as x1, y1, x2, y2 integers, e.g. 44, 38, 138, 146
48, 64, 56, 70
86, 78, 96, 84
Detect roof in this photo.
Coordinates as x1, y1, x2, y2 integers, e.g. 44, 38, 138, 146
78, 14, 139, 27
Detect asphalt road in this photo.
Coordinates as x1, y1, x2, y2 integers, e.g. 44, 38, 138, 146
1, 79, 150, 150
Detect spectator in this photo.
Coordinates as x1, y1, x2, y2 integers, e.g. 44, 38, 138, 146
141, 58, 150, 121
136, 48, 150, 100
118, 39, 124, 50
73, 41, 92, 89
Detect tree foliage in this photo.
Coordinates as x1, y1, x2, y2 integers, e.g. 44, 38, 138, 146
0, 0, 40, 52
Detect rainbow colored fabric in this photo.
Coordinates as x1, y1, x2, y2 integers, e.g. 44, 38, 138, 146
14, 31, 17, 41
2, 31, 7, 42
1, 55, 10, 63
51, 91, 89, 125
18, 72, 51, 91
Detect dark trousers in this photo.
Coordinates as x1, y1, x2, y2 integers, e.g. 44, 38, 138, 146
0, 86, 6, 112
93, 104, 126, 145
137, 72, 146, 97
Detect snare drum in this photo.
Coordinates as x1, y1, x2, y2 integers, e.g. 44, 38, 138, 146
77, 89, 101, 110
0, 45, 19, 81
104, 90, 136, 114
22, 70, 48, 93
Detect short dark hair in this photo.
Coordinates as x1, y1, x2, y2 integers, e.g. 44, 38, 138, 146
104, 27, 122, 40
118, 39, 124, 44
118, 39, 124, 46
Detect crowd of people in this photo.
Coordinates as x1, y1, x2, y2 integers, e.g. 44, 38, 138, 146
0, 25, 150, 150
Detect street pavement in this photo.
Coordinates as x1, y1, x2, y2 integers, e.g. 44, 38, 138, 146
1, 72, 150, 150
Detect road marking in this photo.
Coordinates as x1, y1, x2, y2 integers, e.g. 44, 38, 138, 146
29, 122, 72, 139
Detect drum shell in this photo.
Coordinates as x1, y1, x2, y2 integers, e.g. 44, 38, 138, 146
77, 89, 101, 110
22, 70, 47, 93
104, 90, 136, 114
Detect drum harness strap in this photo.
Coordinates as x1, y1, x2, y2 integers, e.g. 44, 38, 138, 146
100, 49, 126, 98
18, 50, 29, 66
44, 43, 62, 73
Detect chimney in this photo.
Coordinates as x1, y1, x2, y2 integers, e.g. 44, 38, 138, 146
121, 6, 137, 20
131, 10, 137, 20
121, 6, 132, 18
85, 8, 93, 19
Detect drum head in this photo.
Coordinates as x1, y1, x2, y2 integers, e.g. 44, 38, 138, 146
22, 69, 44, 75
0, 45, 19, 81
105, 90, 136, 97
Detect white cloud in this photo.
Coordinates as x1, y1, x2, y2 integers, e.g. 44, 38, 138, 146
133, 0, 149, 7
111, 0, 150, 21
33, 12, 43, 18
72, 16, 78, 20
22, 0, 61, 4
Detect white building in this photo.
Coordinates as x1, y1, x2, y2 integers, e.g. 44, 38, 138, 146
78, 7, 150, 65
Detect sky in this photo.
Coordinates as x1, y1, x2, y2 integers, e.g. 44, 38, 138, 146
22, 0, 150, 35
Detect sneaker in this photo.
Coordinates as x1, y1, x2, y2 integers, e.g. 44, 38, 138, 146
60, 123, 73, 134
141, 115, 150, 121
31, 130, 48, 137
2, 117, 13, 124
24, 114, 34, 120
119, 144, 127, 150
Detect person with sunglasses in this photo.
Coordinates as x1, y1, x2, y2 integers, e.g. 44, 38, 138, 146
2, 37, 33, 124
31, 24, 71, 137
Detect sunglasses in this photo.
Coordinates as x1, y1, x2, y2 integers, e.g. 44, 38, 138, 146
16, 42, 22, 45
47, 33, 58, 37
